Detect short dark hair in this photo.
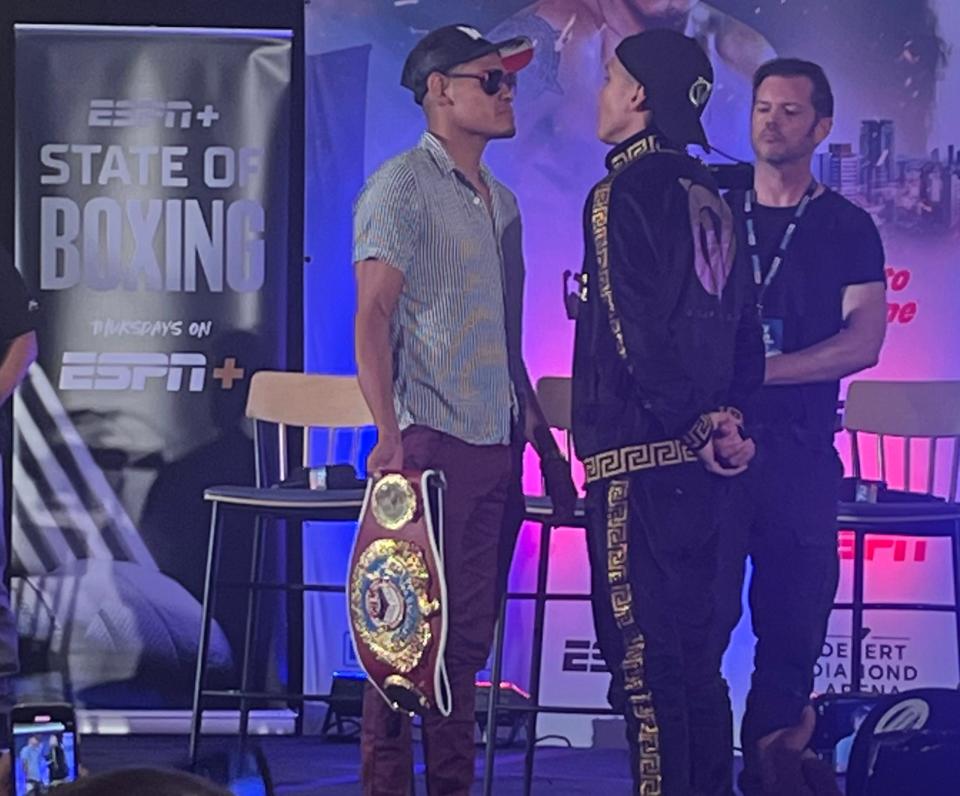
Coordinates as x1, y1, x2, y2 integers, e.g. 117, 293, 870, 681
753, 58, 835, 118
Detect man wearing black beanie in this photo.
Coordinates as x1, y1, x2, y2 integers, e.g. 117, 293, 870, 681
571, 29, 764, 795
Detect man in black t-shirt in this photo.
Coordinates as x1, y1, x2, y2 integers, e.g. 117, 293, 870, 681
717, 59, 887, 794
0, 244, 39, 681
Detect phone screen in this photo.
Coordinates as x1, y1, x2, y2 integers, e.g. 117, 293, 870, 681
12, 717, 79, 795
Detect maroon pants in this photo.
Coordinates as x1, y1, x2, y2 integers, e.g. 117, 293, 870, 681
360, 425, 522, 796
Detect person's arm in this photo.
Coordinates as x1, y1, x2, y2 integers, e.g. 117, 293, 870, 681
604, 183, 716, 450
713, 245, 765, 469
497, 182, 578, 512
352, 160, 420, 474
764, 281, 886, 385
355, 262, 404, 472
0, 330, 37, 404
766, 207, 886, 386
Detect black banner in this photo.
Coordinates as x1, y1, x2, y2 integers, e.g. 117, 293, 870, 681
13, 24, 292, 706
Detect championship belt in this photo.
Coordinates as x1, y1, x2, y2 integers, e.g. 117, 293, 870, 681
347, 469, 451, 717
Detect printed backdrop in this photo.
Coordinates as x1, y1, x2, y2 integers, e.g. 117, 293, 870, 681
303, 0, 960, 745
13, 24, 292, 706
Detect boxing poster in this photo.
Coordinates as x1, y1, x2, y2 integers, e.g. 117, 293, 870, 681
13, 25, 292, 707
304, 0, 960, 744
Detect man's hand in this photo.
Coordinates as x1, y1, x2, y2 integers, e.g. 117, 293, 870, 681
542, 454, 578, 521
696, 438, 748, 478
367, 431, 403, 475
713, 412, 757, 469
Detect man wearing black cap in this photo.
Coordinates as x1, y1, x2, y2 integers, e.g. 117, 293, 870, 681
571, 29, 764, 795
354, 24, 577, 795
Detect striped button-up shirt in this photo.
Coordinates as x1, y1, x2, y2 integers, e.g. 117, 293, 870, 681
354, 132, 522, 446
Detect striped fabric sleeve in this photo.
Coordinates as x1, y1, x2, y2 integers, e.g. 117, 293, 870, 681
353, 159, 421, 275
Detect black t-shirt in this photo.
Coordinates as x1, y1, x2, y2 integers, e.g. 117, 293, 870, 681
726, 188, 885, 441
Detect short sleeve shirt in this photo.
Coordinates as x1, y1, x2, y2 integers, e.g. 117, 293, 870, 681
727, 188, 886, 438
353, 133, 520, 446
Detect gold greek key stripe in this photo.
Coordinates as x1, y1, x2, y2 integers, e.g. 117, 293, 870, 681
681, 413, 713, 452
605, 479, 662, 794
584, 440, 697, 484
591, 179, 627, 362
590, 134, 666, 359
609, 134, 662, 171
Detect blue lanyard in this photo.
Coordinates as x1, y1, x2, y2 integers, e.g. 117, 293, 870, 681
744, 180, 818, 313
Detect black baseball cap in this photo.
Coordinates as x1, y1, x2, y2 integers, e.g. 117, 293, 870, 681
401, 24, 534, 105
615, 29, 714, 151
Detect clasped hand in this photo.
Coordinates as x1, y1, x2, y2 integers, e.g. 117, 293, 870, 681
695, 411, 757, 477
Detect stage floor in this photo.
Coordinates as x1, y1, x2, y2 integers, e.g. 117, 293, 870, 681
80, 735, 780, 794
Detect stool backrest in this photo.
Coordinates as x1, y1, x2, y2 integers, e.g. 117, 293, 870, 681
245, 371, 373, 482
843, 380, 960, 501
535, 376, 573, 432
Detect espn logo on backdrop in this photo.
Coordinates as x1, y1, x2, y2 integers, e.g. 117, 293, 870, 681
60, 352, 206, 392
87, 99, 220, 129
837, 532, 927, 563
562, 639, 610, 674
59, 352, 245, 392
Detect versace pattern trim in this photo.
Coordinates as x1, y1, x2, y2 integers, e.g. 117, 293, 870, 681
583, 440, 697, 484
605, 480, 662, 794
607, 134, 664, 172
591, 133, 670, 368
591, 178, 628, 363
680, 413, 713, 453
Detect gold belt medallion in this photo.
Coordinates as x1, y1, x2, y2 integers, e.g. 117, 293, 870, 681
349, 537, 439, 673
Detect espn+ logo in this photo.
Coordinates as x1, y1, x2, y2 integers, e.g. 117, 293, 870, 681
58, 352, 245, 392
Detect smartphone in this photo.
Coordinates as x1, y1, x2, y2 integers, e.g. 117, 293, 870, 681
10, 704, 79, 795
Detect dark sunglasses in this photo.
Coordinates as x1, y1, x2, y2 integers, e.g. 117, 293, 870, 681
446, 69, 517, 96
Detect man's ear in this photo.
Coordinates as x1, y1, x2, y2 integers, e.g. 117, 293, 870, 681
814, 115, 833, 146
631, 82, 648, 113
425, 71, 451, 106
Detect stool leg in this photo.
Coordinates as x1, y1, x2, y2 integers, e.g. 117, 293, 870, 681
190, 501, 224, 764
288, 520, 307, 736
238, 514, 266, 744
523, 523, 553, 796
482, 599, 509, 796
953, 527, 960, 687
851, 529, 865, 693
